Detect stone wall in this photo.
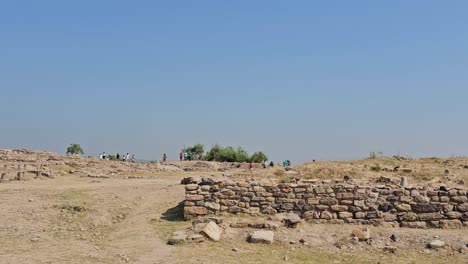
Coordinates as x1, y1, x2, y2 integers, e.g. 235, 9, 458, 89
183, 179, 468, 228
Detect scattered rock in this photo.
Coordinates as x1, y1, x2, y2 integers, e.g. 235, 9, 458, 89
232, 248, 238, 252
168, 231, 187, 245
188, 234, 205, 242
428, 240, 445, 249
282, 213, 302, 228
390, 234, 398, 242
201, 221, 222, 241
30, 237, 39, 242
400, 176, 408, 187
383, 246, 397, 254
28, 198, 35, 202
249, 231, 274, 244
352, 227, 370, 241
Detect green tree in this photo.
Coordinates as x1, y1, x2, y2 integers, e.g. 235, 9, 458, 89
250, 151, 268, 163
206, 145, 266, 163
66, 144, 84, 155
183, 144, 205, 159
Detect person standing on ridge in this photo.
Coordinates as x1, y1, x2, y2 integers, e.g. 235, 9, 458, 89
179, 151, 183, 161
163, 153, 167, 163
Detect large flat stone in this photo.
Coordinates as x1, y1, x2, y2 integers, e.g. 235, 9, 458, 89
201, 221, 222, 241
249, 231, 274, 244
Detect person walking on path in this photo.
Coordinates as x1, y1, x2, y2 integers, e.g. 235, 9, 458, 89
249, 162, 253, 171
163, 153, 167, 163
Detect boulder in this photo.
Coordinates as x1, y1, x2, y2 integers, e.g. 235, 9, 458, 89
168, 231, 187, 245
440, 220, 463, 229
205, 202, 221, 211
282, 213, 302, 228
201, 221, 222, 241
185, 184, 199, 191
428, 240, 445, 249
184, 206, 208, 217
352, 227, 370, 241
249, 231, 274, 244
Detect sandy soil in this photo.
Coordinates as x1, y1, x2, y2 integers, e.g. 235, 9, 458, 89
1, 174, 467, 264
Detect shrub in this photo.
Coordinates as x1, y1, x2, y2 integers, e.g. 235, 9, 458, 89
370, 164, 382, 172
66, 144, 84, 155
250, 151, 268, 163
205, 144, 267, 163
183, 144, 205, 160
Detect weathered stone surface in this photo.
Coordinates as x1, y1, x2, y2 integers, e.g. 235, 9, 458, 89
451, 196, 467, 203
412, 204, 439, 213
303, 210, 320, 220
184, 206, 208, 216
185, 195, 204, 201
457, 203, 468, 212
185, 184, 199, 191
400, 221, 427, 228
249, 231, 274, 244
183, 179, 467, 229
338, 212, 353, 219
228, 206, 243, 214
440, 220, 463, 229
352, 227, 370, 241
307, 198, 320, 205
283, 213, 302, 228
320, 198, 338, 205
205, 202, 221, 211
201, 221, 222, 241
428, 240, 445, 249
418, 213, 443, 221
331, 205, 348, 212
320, 211, 334, 220
168, 231, 187, 245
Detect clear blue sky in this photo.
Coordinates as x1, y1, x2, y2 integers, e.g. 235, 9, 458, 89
1, 1, 467, 162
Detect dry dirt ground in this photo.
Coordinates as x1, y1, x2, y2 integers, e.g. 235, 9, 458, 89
1, 150, 468, 263
1, 174, 467, 264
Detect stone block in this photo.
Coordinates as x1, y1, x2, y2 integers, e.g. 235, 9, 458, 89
440, 219, 463, 229
320, 198, 338, 205
400, 222, 427, 228
330, 205, 348, 212
184, 206, 208, 216
185, 195, 204, 201
411, 204, 439, 213
418, 213, 443, 221
249, 231, 274, 244
457, 203, 468, 212
451, 196, 468, 203
201, 221, 223, 241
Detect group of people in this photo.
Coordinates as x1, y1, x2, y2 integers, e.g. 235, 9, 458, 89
99, 152, 135, 162
179, 151, 193, 161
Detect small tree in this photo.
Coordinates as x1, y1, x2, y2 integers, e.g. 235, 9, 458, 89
250, 151, 268, 163
66, 144, 84, 155
183, 144, 205, 160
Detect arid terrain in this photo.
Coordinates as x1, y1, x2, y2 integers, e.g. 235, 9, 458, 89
0, 149, 467, 264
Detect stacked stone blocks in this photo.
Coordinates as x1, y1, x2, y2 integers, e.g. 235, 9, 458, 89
184, 179, 468, 228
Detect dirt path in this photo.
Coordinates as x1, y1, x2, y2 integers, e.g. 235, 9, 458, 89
0, 175, 184, 264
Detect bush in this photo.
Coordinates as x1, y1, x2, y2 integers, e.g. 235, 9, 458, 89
66, 144, 84, 155
183, 144, 205, 160
370, 164, 382, 172
205, 144, 267, 163
250, 151, 268, 163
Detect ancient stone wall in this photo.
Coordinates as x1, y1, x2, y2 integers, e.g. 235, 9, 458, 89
183, 179, 468, 228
